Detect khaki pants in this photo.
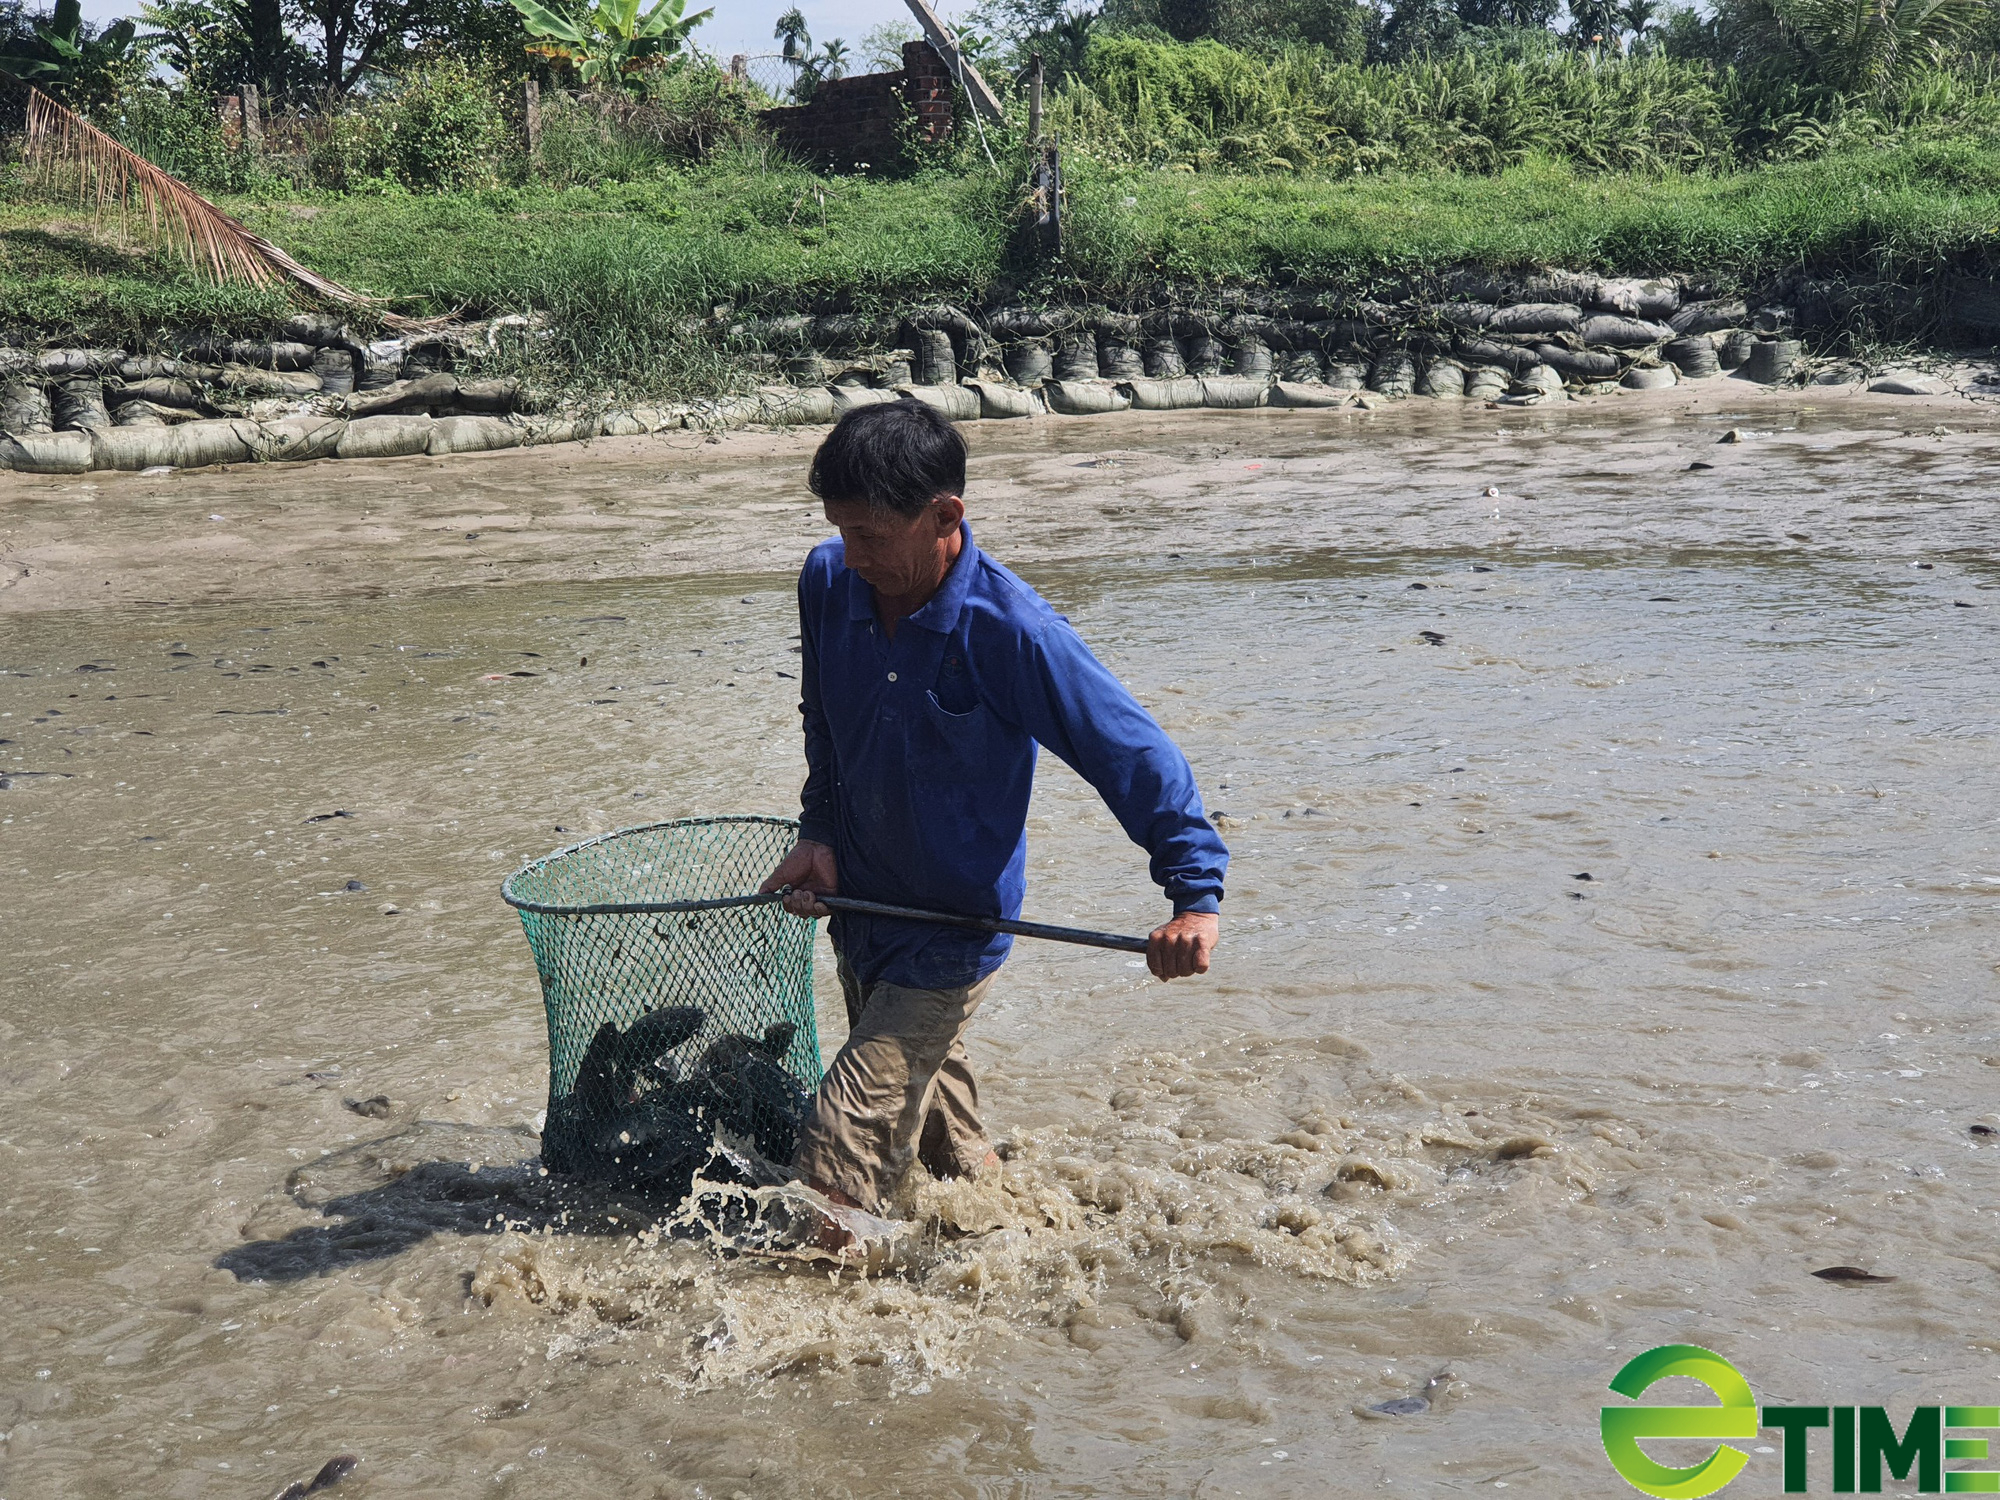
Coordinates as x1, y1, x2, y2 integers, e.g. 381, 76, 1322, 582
789, 950, 995, 1214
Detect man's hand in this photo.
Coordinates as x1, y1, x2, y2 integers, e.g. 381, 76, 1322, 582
1148, 909, 1218, 980
760, 839, 837, 918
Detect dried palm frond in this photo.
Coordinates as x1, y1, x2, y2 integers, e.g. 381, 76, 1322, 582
21, 86, 373, 309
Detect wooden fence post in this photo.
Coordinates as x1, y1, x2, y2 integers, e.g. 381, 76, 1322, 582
1028, 51, 1043, 142
239, 82, 263, 154
523, 78, 542, 161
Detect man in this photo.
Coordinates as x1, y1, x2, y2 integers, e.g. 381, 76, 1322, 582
760, 398, 1227, 1223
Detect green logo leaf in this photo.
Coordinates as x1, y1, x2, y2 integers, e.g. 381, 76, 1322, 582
1602, 1344, 1759, 1499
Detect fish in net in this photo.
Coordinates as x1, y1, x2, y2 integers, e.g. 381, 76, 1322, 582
504, 816, 821, 1201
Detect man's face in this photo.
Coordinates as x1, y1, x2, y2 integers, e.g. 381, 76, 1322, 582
823, 496, 961, 598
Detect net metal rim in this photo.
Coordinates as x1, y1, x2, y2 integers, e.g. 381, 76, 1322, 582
501, 814, 799, 917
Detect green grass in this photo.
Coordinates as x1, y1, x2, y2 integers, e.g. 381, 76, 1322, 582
7, 141, 2000, 389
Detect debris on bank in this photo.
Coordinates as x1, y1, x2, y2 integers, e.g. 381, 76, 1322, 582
3, 275, 1992, 475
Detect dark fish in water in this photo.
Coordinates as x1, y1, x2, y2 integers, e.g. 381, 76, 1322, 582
614, 1005, 705, 1071
571, 1020, 627, 1106
270, 1454, 358, 1500
759, 1020, 797, 1059
1813, 1265, 1896, 1283
1363, 1369, 1455, 1418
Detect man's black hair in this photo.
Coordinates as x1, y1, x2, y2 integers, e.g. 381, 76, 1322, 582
808, 397, 967, 518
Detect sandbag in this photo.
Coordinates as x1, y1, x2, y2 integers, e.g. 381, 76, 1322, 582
112, 400, 194, 427
1718, 330, 1756, 369
1, 430, 91, 473
0, 349, 35, 379
111, 377, 204, 410
338, 414, 434, 460
601, 411, 651, 436
313, 346, 356, 396
895, 382, 979, 421
1665, 337, 1720, 378
1199, 377, 1268, 409
87, 425, 178, 470
1671, 300, 1747, 336
1053, 333, 1100, 383
1325, 360, 1369, 390
1097, 331, 1146, 381
1536, 344, 1620, 381
353, 372, 459, 417
761, 385, 837, 424
168, 419, 260, 468
1465, 366, 1510, 400
812, 312, 890, 349
1431, 303, 1495, 330
966, 381, 1041, 419
262, 414, 349, 461
787, 353, 833, 386
53, 377, 112, 432
1003, 338, 1053, 388
985, 306, 1061, 340
1229, 337, 1273, 378
912, 328, 957, 386
431, 415, 523, 452
1417, 359, 1466, 398
1455, 336, 1538, 373
1270, 381, 1350, 408
1742, 339, 1801, 384
457, 377, 523, 413
1282, 350, 1325, 383
1580, 315, 1673, 348
39, 348, 123, 378
1591, 278, 1679, 318
880, 350, 914, 387
1488, 303, 1582, 335
281, 314, 349, 346
218, 365, 323, 397
1368, 352, 1417, 397
831, 385, 902, 417
1511, 365, 1567, 401
2, 380, 54, 434
1620, 364, 1677, 390
118, 354, 198, 380
1183, 333, 1225, 377
1044, 379, 1131, 416
354, 339, 405, 391
1126, 377, 1206, 411
1143, 335, 1186, 379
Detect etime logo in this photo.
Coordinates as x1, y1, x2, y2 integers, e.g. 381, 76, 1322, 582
1601, 1343, 1999, 1496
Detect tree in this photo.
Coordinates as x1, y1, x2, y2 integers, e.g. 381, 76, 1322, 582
508, 0, 712, 89
0, 0, 142, 103
1771, 0, 1981, 86
773, 4, 809, 61
1567, 0, 1621, 45
1618, 0, 1657, 43
815, 35, 847, 76
137, 0, 315, 94
288, 0, 435, 92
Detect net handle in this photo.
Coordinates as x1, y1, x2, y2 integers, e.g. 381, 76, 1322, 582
499, 883, 1151, 954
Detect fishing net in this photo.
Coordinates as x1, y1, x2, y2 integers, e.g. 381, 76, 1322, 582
503, 816, 821, 1198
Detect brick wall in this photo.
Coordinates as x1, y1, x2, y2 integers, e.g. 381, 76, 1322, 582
760, 41, 955, 172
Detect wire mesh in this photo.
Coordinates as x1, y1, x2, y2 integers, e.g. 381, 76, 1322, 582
504, 816, 820, 1196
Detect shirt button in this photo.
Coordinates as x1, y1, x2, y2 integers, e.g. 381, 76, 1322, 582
886, 671, 897, 682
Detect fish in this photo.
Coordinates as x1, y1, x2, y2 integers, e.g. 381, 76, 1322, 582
759, 1020, 797, 1059
612, 1005, 705, 1073
268, 1454, 358, 1500
1812, 1265, 1896, 1283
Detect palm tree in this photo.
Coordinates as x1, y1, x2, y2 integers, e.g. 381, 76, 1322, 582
1774, 0, 1980, 89
1618, 0, 1658, 48
816, 36, 848, 79
774, 6, 810, 64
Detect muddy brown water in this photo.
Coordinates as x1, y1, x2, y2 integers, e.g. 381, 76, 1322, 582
3, 395, 1998, 1498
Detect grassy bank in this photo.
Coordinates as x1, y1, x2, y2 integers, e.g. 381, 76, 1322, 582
7, 141, 2000, 387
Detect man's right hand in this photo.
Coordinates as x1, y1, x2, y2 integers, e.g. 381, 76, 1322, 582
760, 839, 837, 918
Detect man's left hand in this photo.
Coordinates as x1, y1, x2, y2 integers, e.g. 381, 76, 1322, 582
1148, 910, 1218, 981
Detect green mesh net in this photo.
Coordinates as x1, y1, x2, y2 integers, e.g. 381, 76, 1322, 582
503, 816, 820, 1196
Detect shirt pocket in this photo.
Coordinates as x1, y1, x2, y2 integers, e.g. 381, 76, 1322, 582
913, 691, 995, 782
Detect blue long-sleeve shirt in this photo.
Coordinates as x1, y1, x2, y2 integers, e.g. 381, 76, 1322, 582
795, 521, 1228, 989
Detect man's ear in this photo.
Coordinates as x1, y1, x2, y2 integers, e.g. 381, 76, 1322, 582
933, 493, 966, 532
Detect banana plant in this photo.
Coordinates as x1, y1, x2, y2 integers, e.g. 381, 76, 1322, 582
508, 0, 713, 89
0, 0, 140, 98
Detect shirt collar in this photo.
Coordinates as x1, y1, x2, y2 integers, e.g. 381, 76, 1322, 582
845, 521, 979, 632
